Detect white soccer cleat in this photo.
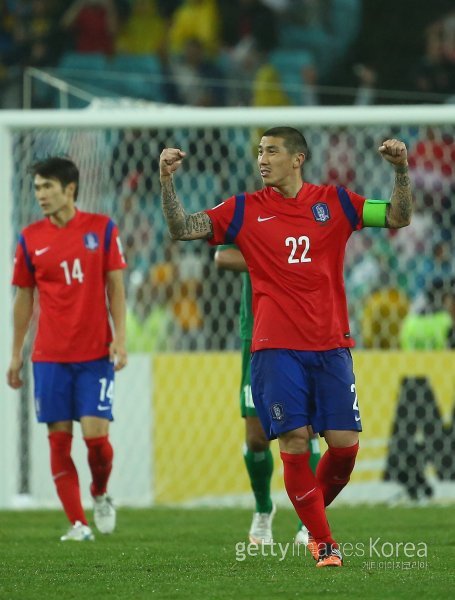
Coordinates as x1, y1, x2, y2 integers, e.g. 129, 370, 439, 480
248, 503, 276, 545
93, 494, 116, 534
60, 520, 95, 542
294, 523, 309, 546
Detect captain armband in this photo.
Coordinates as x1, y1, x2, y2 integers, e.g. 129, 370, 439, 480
362, 199, 390, 228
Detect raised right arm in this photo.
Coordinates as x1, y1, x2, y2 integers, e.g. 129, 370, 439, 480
160, 148, 213, 241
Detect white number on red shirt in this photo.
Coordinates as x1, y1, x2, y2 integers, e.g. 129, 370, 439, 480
285, 236, 312, 264
60, 258, 84, 285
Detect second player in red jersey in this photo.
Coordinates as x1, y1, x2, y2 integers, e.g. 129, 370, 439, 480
7, 157, 127, 542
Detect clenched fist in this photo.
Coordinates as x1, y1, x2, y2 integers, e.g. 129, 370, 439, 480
160, 148, 186, 178
378, 139, 408, 167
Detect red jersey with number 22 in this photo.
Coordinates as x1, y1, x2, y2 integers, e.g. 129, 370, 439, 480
206, 183, 366, 352
12, 210, 126, 362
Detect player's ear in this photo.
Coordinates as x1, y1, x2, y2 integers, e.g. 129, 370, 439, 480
66, 182, 76, 198
294, 153, 305, 168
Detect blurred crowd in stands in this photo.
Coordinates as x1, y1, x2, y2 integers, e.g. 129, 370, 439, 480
1, 0, 455, 108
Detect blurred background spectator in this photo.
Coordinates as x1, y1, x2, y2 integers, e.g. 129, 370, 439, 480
400, 277, 455, 350
116, 0, 165, 55
164, 37, 226, 106
168, 0, 220, 57
61, 0, 119, 56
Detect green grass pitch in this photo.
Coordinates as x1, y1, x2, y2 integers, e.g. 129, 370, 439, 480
0, 506, 453, 599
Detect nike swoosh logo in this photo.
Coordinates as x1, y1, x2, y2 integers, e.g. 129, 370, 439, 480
35, 247, 50, 256
295, 487, 316, 502
53, 471, 67, 481
97, 405, 111, 411
355, 415, 361, 421
257, 216, 276, 222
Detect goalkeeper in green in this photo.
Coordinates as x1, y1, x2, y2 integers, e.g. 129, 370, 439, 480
215, 245, 320, 544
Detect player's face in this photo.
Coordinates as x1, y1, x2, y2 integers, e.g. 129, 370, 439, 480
34, 175, 74, 217
258, 136, 300, 187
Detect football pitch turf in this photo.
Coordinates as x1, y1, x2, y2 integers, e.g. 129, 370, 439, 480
0, 506, 453, 600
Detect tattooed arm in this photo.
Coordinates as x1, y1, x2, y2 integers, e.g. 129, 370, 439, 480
378, 139, 413, 229
159, 148, 213, 240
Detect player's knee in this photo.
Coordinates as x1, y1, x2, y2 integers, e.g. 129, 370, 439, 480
278, 427, 310, 454
245, 417, 269, 451
246, 428, 269, 451
246, 436, 269, 452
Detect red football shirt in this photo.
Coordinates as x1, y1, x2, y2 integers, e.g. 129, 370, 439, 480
13, 210, 127, 362
206, 183, 366, 351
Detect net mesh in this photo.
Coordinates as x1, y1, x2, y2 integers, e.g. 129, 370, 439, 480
8, 119, 455, 506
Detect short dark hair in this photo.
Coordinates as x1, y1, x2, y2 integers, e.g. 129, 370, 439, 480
30, 157, 79, 200
262, 126, 311, 161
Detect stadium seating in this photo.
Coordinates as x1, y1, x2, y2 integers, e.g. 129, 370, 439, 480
108, 53, 164, 102
58, 52, 109, 72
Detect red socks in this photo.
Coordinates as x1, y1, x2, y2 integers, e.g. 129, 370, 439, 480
316, 442, 359, 507
280, 451, 336, 545
84, 435, 113, 497
48, 431, 87, 525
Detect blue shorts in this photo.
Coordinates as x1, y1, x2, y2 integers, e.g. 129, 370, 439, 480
33, 357, 115, 423
251, 348, 362, 440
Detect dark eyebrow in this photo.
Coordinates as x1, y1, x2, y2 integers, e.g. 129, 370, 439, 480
258, 144, 280, 151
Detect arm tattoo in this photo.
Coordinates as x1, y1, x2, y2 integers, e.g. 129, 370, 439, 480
386, 165, 412, 229
161, 177, 213, 240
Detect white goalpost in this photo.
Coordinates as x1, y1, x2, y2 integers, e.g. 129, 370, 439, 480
1, 105, 455, 510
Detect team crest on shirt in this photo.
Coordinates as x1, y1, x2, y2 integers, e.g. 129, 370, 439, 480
270, 403, 285, 421
83, 232, 99, 250
311, 202, 331, 223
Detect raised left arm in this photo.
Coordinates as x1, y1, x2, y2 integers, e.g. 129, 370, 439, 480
379, 139, 413, 229
106, 269, 127, 371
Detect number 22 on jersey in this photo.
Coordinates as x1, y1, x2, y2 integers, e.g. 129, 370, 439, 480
285, 236, 311, 264
60, 258, 84, 285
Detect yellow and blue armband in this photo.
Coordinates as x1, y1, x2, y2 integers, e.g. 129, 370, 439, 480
362, 199, 390, 227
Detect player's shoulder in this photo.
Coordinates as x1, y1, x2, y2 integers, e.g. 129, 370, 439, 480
246, 188, 267, 202
305, 182, 363, 204
305, 181, 338, 196
21, 218, 49, 238
78, 210, 115, 228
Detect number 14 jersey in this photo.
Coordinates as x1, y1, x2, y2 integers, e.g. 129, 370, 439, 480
206, 183, 366, 352
12, 210, 127, 362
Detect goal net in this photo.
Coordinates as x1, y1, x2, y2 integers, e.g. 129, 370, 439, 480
1, 105, 454, 509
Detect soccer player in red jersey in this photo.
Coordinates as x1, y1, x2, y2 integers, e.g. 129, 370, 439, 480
159, 127, 412, 567
7, 157, 127, 542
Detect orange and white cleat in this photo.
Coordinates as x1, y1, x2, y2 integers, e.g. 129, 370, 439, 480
316, 544, 343, 568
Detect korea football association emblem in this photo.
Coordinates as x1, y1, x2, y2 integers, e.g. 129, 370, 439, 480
84, 232, 99, 251
311, 202, 331, 223
270, 403, 285, 421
